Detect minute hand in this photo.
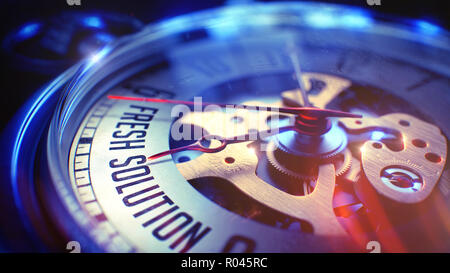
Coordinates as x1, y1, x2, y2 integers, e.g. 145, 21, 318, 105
107, 95, 361, 119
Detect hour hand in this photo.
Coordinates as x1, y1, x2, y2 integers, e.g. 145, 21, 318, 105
148, 125, 294, 161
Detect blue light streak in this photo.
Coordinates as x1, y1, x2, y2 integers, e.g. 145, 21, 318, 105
304, 12, 336, 28
414, 20, 441, 36
371, 131, 385, 141
82, 16, 104, 29
17, 22, 41, 39
305, 11, 373, 29
10, 68, 76, 239
340, 13, 373, 28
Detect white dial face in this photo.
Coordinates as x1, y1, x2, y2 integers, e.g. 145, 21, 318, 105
60, 5, 449, 252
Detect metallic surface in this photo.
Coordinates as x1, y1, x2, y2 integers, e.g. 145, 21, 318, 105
341, 113, 447, 204
2, 2, 449, 252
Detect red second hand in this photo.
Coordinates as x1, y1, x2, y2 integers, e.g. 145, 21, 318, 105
107, 95, 362, 161
107, 95, 362, 119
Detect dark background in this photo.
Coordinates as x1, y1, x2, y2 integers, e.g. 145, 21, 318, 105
0, 0, 448, 130
1, 0, 448, 30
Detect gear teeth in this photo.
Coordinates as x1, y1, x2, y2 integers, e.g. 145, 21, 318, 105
334, 149, 352, 177
266, 142, 318, 181
266, 141, 353, 181
274, 133, 344, 160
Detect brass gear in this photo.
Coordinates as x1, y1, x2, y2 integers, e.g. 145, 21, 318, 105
266, 141, 352, 181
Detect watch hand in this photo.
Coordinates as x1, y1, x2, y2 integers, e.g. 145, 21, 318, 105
148, 125, 294, 161
108, 95, 362, 160
107, 95, 361, 119
287, 40, 311, 107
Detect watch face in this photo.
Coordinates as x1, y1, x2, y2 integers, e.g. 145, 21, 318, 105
5, 2, 450, 253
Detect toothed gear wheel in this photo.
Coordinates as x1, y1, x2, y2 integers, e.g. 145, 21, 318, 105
266, 141, 316, 180
273, 124, 348, 160
275, 137, 343, 160
331, 149, 353, 177
266, 141, 352, 181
